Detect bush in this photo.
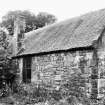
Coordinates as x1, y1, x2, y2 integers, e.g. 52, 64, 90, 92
0, 82, 11, 98
12, 83, 48, 104
12, 82, 63, 105
59, 73, 92, 105
12, 73, 93, 105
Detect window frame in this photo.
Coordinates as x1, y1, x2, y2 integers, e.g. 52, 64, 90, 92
23, 56, 32, 83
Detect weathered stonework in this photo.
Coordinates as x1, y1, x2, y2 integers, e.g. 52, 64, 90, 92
30, 50, 93, 96
96, 30, 105, 99
97, 51, 105, 98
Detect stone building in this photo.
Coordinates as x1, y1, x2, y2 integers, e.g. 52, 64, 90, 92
12, 9, 105, 100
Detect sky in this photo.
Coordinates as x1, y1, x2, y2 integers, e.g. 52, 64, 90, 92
0, 0, 105, 22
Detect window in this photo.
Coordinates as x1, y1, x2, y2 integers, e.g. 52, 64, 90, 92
23, 57, 32, 83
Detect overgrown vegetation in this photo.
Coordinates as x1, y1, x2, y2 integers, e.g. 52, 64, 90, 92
0, 10, 57, 104
1, 72, 105, 105
0, 10, 57, 87
5, 73, 92, 105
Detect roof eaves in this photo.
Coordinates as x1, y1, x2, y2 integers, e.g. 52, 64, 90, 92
12, 45, 94, 59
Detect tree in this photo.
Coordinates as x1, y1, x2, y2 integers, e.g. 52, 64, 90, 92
0, 10, 57, 92
0, 10, 57, 35
36, 12, 57, 28
0, 29, 9, 87
0, 28, 16, 91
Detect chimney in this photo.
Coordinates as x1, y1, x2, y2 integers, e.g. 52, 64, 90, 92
13, 16, 25, 56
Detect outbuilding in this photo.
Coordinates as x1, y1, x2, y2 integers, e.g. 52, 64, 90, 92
12, 9, 105, 100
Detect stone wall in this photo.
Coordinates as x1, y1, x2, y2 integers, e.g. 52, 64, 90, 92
31, 50, 93, 96
96, 30, 105, 99
97, 51, 105, 98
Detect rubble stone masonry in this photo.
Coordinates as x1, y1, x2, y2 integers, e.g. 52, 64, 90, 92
31, 50, 93, 96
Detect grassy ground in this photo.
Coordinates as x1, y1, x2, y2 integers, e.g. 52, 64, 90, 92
0, 95, 70, 105
0, 95, 102, 105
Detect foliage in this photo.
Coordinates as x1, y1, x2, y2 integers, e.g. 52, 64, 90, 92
0, 10, 57, 96
12, 82, 61, 104
0, 10, 57, 35
11, 72, 94, 105
0, 28, 17, 95
0, 83, 10, 97
0, 29, 9, 78
0, 72, 95, 105
61, 73, 86, 97
60, 73, 92, 105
